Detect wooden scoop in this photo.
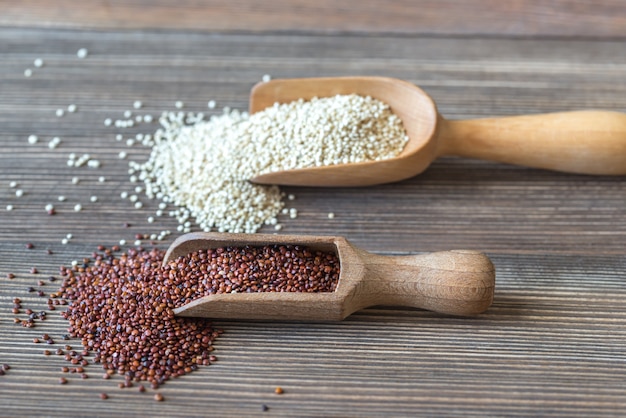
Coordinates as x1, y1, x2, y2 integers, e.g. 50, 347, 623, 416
249, 76, 626, 186
164, 232, 495, 321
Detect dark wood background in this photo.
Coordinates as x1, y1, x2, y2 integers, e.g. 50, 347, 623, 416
1, 1, 625, 416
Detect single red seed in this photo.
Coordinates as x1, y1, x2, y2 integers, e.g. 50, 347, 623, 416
154, 393, 164, 402
100, 393, 108, 400
59, 377, 67, 384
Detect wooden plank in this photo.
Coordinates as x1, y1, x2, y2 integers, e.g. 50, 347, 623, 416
0, 28, 625, 416
1, 0, 626, 37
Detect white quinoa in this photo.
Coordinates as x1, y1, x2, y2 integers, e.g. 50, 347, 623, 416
138, 94, 408, 233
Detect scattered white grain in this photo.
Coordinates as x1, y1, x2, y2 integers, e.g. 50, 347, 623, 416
104, 118, 112, 126
120, 191, 128, 199
115, 134, 123, 141
274, 224, 282, 231
134, 186, 143, 193
287, 194, 295, 201
45, 203, 54, 211
15, 189, 24, 197
119, 239, 126, 245
133, 100, 142, 109
143, 114, 153, 123
67, 104, 77, 113
126, 139, 135, 146
58, 196, 66, 202
77, 48, 88, 58
327, 212, 335, 219
90, 196, 98, 203
124, 110, 132, 118
98, 176, 106, 183
87, 160, 100, 168
129, 175, 138, 183
28, 135, 38, 144
155, 209, 163, 216
66, 233, 73, 239
134, 240, 142, 246
129, 195, 138, 203
33, 58, 44, 67
207, 100, 216, 109
61, 238, 69, 245
6, 204, 13, 211
24, 68, 33, 77
56, 109, 65, 117
147, 216, 154, 223
175, 101, 184, 109
118, 151, 127, 159
74, 204, 82, 212
262, 74, 271, 82
71, 177, 80, 184
9, 181, 17, 188
48, 137, 61, 149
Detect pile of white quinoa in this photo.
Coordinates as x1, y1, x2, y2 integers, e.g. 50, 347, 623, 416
136, 94, 408, 233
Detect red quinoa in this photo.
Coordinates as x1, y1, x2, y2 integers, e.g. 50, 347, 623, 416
55, 243, 339, 393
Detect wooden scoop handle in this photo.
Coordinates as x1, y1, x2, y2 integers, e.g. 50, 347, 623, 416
437, 110, 626, 175
353, 249, 495, 316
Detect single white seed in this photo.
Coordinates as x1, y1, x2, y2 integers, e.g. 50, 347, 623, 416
33, 58, 44, 67
115, 134, 123, 141
71, 177, 79, 184
133, 100, 142, 109
28, 135, 38, 144
327, 212, 335, 219
147, 216, 154, 223
134, 202, 143, 209
56, 109, 65, 117
90, 196, 98, 203
119, 239, 126, 245
71, 260, 78, 267
134, 240, 142, 246
77, 48, 88, 58
120, 191, 128, 199
66, 233, 73, 239
58, 195, 66, 202
129, 175, 138, 183
24, 68, 33, 77
45, 204, 54, 211
143, 114, 153, 123
262, 74, 271, 82
207, 100, 216, 109
118, 151, 127, 159
87, 160, 101, 168
135, 115, 142, 122
15, 189, 24, 197
67, 104, 77, 113
158, 202, 167, 210
61, 238, 68, 245
150, 234, 157, 240
124, 110, 132, 118
104, 118, 112, 126
98, 176, 106, 183
175, 101, 184, 109
74, 204, 82, 212
274, 224, 282, 231
155, 209, 163, 216
9, 181, 17, 188
126, 139, 135, 146
6, 204, 13, 211
287, 194, 295, 201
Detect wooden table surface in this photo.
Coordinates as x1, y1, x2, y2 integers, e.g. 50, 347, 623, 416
1, 1, 625, 416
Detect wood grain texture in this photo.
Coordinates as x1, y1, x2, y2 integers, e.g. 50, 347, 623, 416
0, 26, 625, 417
1, 0, 626, 37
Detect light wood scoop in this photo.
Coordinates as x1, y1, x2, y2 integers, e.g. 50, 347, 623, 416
249, 76, 626, 186
164, 232, 495, 321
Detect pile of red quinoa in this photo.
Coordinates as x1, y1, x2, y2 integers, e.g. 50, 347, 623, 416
54, 243, 339, 390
